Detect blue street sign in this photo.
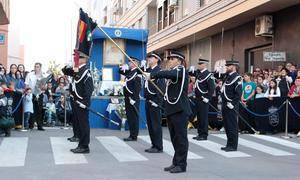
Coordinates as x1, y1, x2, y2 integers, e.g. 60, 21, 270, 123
0, 34, 5, 44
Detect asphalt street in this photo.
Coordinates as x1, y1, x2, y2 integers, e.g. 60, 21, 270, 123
0, 128, 300, 180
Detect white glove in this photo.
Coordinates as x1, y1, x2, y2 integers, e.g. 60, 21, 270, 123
130, 99, 136, 105
7, 98, 13, 106
141, 60, 147, 68
77, 101, 86, 109
151, 101, 159, 107
202, 97, 209, 103
120, 64, 129, 71
144, 72, 151, 80
227, 102, 234, 109
189, 66, 195, 73
0, 99, 6, 106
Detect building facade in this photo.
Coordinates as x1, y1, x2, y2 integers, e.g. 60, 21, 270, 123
0, 0, 9, 68
100, 0, 300, 72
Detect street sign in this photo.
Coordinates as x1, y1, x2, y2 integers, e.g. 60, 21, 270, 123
263, 51, 286, 62
0, 33, 5, 44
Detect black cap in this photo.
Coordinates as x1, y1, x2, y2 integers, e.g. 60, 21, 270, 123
225, 60, 239, 66
147, 52, 162, 61
198, 58, 209, 64
167, 51, 185, 61
129, 56, 140, 62
73, 51, 87, 58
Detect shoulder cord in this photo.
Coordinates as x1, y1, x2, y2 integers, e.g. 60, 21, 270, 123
164, 66, 185, 105
145, 80, 156, 95
125, 72, 137, 94
74, 69, 89, 83
195, 73, 212, 94
223, 76, 242, 102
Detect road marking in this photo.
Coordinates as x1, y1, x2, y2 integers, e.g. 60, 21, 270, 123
188, 135, 251, 158
212, 134, 294, 156
96, 136, 148, 162
50, 137, 87, 165
0, 137, 28, 167
139, 135, 203, 159
250, 135, 300, 150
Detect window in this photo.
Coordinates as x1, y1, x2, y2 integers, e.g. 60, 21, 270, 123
169, 7, 175, 25
200, 0, 205, 7
158, 7, 163, 31
163, 0, 168, 28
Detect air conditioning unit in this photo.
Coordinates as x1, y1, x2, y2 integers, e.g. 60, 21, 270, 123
169, 0, 178, 7
255, 15, 273, 37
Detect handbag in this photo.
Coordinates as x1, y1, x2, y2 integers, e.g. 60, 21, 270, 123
0, 117, 15, 129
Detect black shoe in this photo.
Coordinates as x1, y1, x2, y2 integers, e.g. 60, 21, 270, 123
221, 146, 227, 151
123, 137, 137, 141
71, 147, 90, 154
147, 148, 163, 153
70, 147, 79, 153
145, 147, 154, 152
193, 135, 207, 141
37, 127, 45, 131
169, 166, 186, 173
67, 137, 74, 141
69, 137, 79, 142
5, 132, 11, 137
164, 164, 176, 171
224, 147, 237, 152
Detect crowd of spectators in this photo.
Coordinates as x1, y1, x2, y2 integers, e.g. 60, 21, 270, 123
188, 62, 300, 132
0, 62, 72, 135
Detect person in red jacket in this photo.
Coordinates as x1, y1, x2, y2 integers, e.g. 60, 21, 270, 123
288, 77, 300, 98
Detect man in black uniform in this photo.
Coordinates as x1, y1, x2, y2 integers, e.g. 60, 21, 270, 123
62, 63, 80, 143
119, 57, 141, 141
189, 59, 215, 140
145, 51, 192, 173
66, 53, 94, 154
144, 52, 164, 153
220, 60, 242, 152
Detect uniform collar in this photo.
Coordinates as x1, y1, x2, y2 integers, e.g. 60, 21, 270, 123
151, 65, 158, 70
131, 67, 137, 71
173, 65, 181, 70
201, 68, 207, 73
79, 64, 86, 69
229, 71, 235, 76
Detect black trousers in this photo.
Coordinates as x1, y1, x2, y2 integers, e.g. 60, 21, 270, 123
125, 97, 139, 138
167, 111, 189, 168
145, 101, 163, 150
222, 104, 238, 149
196, 100, 209, 137
73, 104, 90, 148
70, 99, 79, 138
30, 106, 43, 129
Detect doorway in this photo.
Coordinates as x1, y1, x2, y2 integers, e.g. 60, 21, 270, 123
244, 44, 284, 73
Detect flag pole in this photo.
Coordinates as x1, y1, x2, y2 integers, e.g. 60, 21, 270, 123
96, 25, 164, 96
